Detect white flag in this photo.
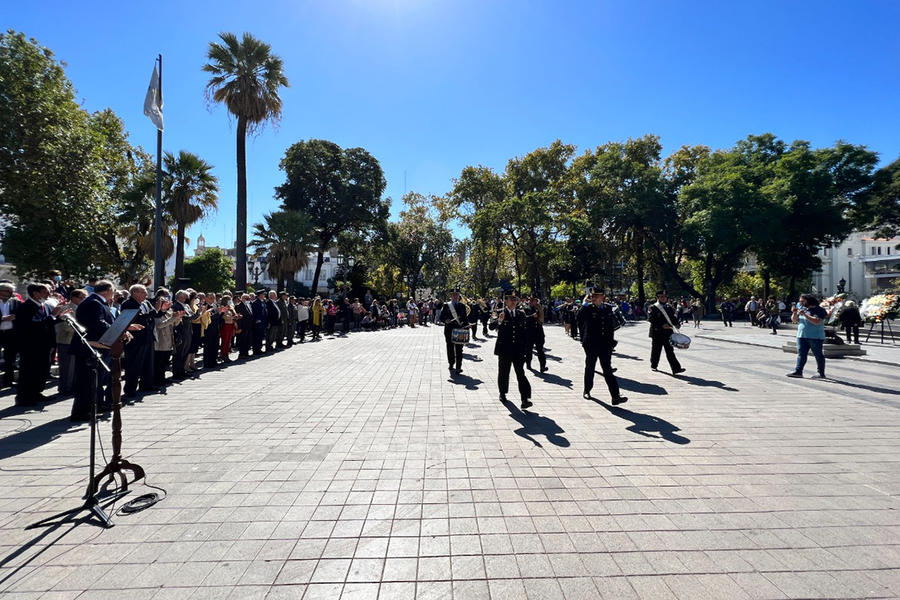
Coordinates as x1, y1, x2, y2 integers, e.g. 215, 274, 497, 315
143, 63, 163, 131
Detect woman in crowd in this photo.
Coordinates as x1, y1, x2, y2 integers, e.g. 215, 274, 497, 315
152, 289, 177, 387
219, 294, 238, 362
311, 297, 324, 340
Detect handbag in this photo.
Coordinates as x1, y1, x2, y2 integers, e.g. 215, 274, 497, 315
654, 302, 691, 349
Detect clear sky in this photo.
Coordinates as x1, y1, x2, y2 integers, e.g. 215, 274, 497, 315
5, 0, 900, 250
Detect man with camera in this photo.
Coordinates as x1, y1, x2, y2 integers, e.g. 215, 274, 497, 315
786, 294, 828, 379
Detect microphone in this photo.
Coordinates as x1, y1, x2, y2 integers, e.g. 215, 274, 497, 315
63, 312, 86, 335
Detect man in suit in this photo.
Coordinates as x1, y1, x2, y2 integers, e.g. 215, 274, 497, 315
234, 293, 253, 359
439, 289, 469, 374
121, 284, 158, 398
648, 290, 685, 375
578, 289, 627, 404
489, 290, 532, 409
266, 291, 281, 352
70, 280, 116, 421
0, 282, 21, 389
251, 290, 268, 355
171, 290, 193, 378
13, 283, 59, 406
276, 291, 290, 348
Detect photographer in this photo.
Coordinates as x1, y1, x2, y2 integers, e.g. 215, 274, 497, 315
786, 294, 827, 379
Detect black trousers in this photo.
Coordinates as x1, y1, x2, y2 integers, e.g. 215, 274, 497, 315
444, 327, 462, 369
526, 330, 546, 369
298, 320, 308, 341
721, 313, 733, 326
123, 339, 151, 394
843, 324, 860, 344
0, 329, 17, 387
16, 345, 50, 403
266, 324, 280, 351
253, 324, 266, 354
498, 355, 531, 400
71, 352, 110, 418
650, 335, 682, 372
153, 350, 170, 386
583, 346, 619, 399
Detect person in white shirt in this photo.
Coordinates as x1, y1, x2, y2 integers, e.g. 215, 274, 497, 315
0, 282, 20, 389
297, 299, 310, 342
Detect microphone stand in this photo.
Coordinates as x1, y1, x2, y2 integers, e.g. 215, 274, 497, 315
27, 318, 119, 529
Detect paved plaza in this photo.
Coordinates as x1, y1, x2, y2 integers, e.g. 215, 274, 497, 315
0, 322, 899, 599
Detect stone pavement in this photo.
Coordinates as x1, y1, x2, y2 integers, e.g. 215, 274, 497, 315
0, 322, 898, 599
690, 320, 900, 366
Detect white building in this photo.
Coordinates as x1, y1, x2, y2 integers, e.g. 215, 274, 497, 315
193, 235, 342, 293
813, 231, 900, 297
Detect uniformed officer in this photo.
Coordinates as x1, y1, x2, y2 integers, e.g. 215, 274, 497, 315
577, 289, 627, 405
439, 289, 469, 374
523, 296, 547, 372
648, 290, 686, 374
489, 290, 532, 409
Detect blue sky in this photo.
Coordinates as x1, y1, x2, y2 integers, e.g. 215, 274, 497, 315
5, 0, 900, 249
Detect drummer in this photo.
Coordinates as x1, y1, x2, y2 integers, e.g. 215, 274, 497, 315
648, 290, 686, 375
440, 288, 469, 374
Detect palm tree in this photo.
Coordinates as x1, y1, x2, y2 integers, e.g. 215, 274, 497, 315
250, 210, 313, 291
164, 150, 219, 280
118, 170, 176, 283
202, 32, 289, 290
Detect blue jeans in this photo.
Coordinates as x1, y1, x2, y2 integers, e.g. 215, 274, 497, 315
795, 337, 825, 375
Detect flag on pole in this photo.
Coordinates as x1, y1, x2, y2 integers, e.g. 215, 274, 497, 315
143, 62, 163, 131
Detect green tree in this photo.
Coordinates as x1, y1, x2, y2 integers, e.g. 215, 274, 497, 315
573, 135, 666, 307
250, 209, 314, 292
203, 32, 289, 290
385, 193, 454, 296
276, 139, 389, 295
862, 156, 900, 242
164, 150, 219, 280
182, 247, 235, 292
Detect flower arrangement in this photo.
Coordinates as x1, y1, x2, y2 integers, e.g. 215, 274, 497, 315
859, 294, 900, 323
821, 293, 849, 326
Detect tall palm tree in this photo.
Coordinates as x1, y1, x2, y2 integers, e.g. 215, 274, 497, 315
250, 210, 313, 291
202, 32, 289, 290
164, 150, 219, 280
118, 170, 176, 283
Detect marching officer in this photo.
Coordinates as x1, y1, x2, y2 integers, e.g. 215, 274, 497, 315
439, 288, 469, 374
578, 289, 627, 405
489, 290, 532, 409
523, 295, 547, 372
648, 290, 686, 374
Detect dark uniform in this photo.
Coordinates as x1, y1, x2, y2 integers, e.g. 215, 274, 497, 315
489, 302, 532, 408
172, 298, 193, 377
251, 293, 268, 354
720, 300, 734, 327
13, 297, 56, 405
523, 302, 547, 372
439, 296, 469, 373
235, 299, 253, 358
71, 292, 114, 420
577, 300, 626, 403
648, 301, 684, 374
467, 301, 482, 341
121, 295, 157, 396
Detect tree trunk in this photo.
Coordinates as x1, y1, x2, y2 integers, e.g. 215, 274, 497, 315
175, 221, 186, 279
235, 116, 248, 291
789, 276, 797, 302
635, 231, 646, 308
763, 270, 771, 300
310, 247, 325, 297
704, 253, 714, 313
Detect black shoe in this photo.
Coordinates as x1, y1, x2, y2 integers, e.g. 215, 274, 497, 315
69, 413, 91, 422
673, 368, 686, 375
520, 399, 533, 410
611, 368, 617, 373
540, 366, 548, 373
651, 367, 659, 372
499, 393, 507, 402
456, 367, 463, 374
139, 386, 161, 392
612, 396, 628, 405
582, 391, 592, 400
123, 391, 137, 399
786, 372, 803, 378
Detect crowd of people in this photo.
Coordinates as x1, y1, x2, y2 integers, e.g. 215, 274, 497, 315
0, 271, 855, 422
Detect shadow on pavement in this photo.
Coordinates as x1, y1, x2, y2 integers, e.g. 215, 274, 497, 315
591, 399, 690, 444
0, 417, 84, 461
448, 373, 483, 390
502, 400, 569, 448
617, 377, 667, 395
462, 353, 484, 362
670, 373, 739, 392
826, 379, 900, 396
532, 370, 573, 389
613, 353, 644, 361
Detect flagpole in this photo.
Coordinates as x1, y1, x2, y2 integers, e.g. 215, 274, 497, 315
153, 54, 164, 289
